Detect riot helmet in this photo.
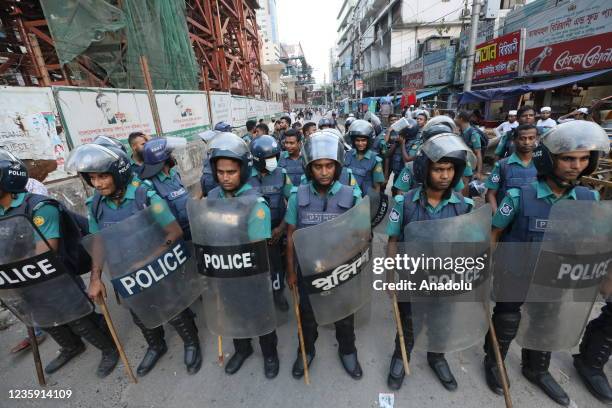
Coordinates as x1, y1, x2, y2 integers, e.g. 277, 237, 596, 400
421, 123, 455, 142
214, 121, 232, 132
0, 147, 28, 194
66, 143, 132, 190
423, 115, 457, 133
250, 135, 281, 172
301, 131, 345, 181
139, 137, 187, 179
413, 133, 476, 191
318, 117, 334, 129
347, 119, 374, 148
344, 116, 356, 132
532, 121, 609, 184
209, 132, 253, 185
93, 135, 127, 153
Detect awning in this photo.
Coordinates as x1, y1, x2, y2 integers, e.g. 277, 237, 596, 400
416, 86, 445, 100
458, 69, 612, 104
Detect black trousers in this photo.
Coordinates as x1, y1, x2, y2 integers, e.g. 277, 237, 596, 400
233, 331, 278, 358
130, 307, 196, 347
393, 301, 414, 358
296, 274, 356, 355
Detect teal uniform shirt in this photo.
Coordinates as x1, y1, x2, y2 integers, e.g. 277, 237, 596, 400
213, 182, 271, 241
386, 186, 474, 237
153, 166, 179, 183
485, 153, 532, 191
461, 126, 482, 150
86, 177, 175, 234
242, 133, 253, 144
251, 167, 293, 199
492, 179, 600, 229
494, 132, 511, 157
1, 192, 60, 241
284, 180, 362, 226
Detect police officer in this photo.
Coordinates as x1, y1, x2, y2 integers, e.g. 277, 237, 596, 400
279, 129, 305, 186
454, 111, 484, 181
483, 121, 609, 406
242, 120, 257, 144
485, 124, 538, 213
390, 119, 421, 195
494, 106, 543, 161
0, 147, 119, 377
344, 116, 355, 133
285, 132, 363, 380
344, 120, 384, 196
206, 133, 280, 379
318, 117, 334, 130
74, 144, 202, 377
139, 138, 191, 239
386, 133, 474, 391
199, 122, 232, 197
127, 131, 151, 175
248, 135, 293, 312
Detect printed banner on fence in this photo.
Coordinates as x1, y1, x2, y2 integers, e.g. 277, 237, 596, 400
0, 86, 68, 179
155, 91, 210, 140
209, 92, 232, 126
54, 87, 157, 147
231, 96, 248, 125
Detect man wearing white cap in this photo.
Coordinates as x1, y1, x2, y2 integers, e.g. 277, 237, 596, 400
557, 107, 589, 123
494, 110, 519, 138
537, 107, 557, 128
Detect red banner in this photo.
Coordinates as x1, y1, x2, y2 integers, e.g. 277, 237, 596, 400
523, 31, 612, 76
473, 30, 522, 83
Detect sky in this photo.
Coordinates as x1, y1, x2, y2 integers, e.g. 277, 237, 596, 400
276, 0, 343, 86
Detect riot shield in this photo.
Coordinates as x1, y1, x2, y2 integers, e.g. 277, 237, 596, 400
0, 215, 93, 327
516, 200, 612, 351
187, 195, 277, 338
81, 208, 204, 329
367, 189, 389, 229
293, 199, 372, 325
398, 204, 492, 353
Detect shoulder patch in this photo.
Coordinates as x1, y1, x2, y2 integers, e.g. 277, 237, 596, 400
256, 207, 266, 219
499, 202, 513, 216
389, 208, 400, 223
490, 173, 500, 183
33, 215, 45, 227
152, 202, 164, 214
401, 172, 411, 183
131, 180, 141, 187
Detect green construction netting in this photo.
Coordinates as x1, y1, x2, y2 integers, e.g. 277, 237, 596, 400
40, 0, 199, 90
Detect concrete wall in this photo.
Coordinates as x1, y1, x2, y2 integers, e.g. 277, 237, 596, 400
45, 140, 206, 216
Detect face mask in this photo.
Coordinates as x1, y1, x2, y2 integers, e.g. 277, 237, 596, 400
265, 157, 278, 172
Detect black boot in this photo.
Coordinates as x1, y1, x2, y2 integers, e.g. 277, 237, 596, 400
132, 312, 167, 377
169, 310, 202, 375
387, 355, 406, 390
264, 353, 280, 379
43, 325, 85, 374
522, 349, 570, 406
483, 312, 521, 395
339, 351, 363, 380
292, 350, 315, 379
69, 315, 119, 378
573, 316, 612, 404
225, 343, 253, 375
427, 352, 457, 391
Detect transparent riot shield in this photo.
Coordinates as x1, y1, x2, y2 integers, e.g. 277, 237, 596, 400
82, 208, 204, 329
293, 199, 372, 325
187, 195, 277, 338
0, 215, 93, 327
368, 189, 389, 229
398, 204, 492, 353
516, 200, 612, 351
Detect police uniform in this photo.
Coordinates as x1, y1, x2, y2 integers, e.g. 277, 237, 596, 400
344, 149, 384, 196
248, 167, 293, 294
148, 167, 191, 239
386, 186, 473, 390
495, 127, 544, 159
130, 158, 143, 175
242, 133, 253, 144
87, 175, 202, 376
484, 179, 599, 404
299, 168, 363, 196
1, 192, 119, 377
208, 182, 279, 367
460, 125, 482, 151
279, 151, 304, 186
485, 152, 537, 205
285, 180, 362, 363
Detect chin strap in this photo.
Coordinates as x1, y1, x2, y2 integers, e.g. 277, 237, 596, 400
548, 172, 577, 189
110, 188, 126, 201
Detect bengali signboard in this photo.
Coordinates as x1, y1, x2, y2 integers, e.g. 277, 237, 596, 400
518, 0, 612, 76
423, 47, 456, 86
402, 57, 424, 90
0, 86, 68, 179
155, 91, 210, 140
54, 87, 157, 147
473, 30, 524, 83
231, 96, 248, 125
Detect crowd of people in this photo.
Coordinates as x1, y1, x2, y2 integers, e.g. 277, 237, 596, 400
0, 101, 611, 407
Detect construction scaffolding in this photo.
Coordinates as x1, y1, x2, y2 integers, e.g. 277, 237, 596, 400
0, 0, 265, 96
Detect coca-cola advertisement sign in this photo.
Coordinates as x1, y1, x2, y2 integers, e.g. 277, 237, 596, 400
473, 30, 524, 83
524, 31, 612, 76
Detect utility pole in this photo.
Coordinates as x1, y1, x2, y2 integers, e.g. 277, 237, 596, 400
324, 72, 328, 107
463, 0, 482, 91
